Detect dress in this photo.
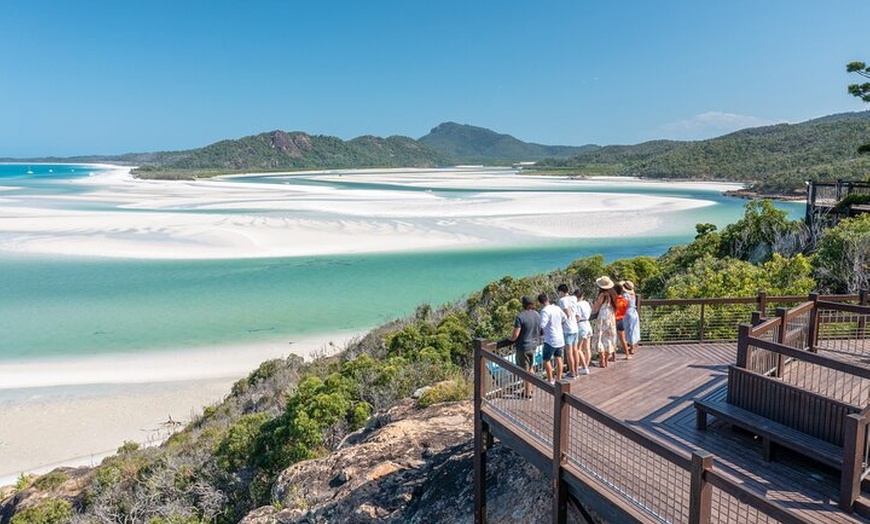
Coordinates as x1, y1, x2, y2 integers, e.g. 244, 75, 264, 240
595, 302, 617, 356
624, 292, 641, 345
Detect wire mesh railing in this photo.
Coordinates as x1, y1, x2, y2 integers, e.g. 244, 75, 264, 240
475, 340, 814, 524
480, 343, 554, 448
564, 394, 693, 524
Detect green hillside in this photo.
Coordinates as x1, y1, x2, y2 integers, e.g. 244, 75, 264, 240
133, 131, 451, 179
418, 121, 598, 164
540, 111, 870, 194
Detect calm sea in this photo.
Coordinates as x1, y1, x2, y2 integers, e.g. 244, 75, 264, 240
0, 164, 805, 362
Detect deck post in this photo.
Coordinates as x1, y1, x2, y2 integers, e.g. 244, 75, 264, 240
736, 324, 751, 369
807, 293, 820, 352
698, 301, 706, 342
859, 289, 868, 340
758, 291, 768, 317
473, 338, 490, 524
775, 307, 788, 377
840, 413, 864, 512
552, 379, 571, 524
689, 451, 713, 524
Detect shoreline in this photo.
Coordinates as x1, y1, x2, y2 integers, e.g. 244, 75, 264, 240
0, 330, 363, 486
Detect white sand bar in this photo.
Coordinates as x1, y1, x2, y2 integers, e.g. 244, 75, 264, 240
0, 166, 742, 259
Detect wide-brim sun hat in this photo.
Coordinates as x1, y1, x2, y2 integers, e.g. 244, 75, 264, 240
623, 280, 635, 291
596, 276, 614, 289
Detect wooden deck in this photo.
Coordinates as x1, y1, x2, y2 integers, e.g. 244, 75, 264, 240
479, 342, 870, 524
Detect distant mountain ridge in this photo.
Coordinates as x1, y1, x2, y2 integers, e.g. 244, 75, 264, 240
541, 110, 870, 193
418, 121, 598, 164
4, 111, 869, 192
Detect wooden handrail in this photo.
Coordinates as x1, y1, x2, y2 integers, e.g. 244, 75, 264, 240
746, 336, 870, 381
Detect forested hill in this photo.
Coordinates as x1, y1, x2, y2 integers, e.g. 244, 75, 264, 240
539, 111, 870, 194
131, 130, 450, 178
418, 121, 598, 164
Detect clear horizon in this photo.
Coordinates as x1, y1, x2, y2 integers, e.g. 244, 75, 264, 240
2, 1, 868, 157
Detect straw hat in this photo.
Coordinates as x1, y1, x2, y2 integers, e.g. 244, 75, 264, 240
596, 276, 614, 289
622, 280, 635, 291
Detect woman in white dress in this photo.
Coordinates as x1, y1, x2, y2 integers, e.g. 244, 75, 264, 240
591, 276, 618, 368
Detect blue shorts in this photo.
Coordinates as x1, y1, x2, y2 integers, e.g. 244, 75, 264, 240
577, 321, 593, 339
542, 343, 564, 361
564, 332, 579, 346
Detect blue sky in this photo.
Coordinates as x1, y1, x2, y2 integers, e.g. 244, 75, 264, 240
1, 1, 868, 157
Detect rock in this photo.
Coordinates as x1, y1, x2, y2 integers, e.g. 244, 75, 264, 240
243, 400, 583, 523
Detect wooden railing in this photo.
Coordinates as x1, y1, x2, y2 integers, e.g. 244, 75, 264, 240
638, 293, 859, 345
473, 339, 813, 524
736, 296, 870, 511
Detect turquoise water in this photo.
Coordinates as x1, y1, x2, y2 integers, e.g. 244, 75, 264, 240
0, 165, 806, 363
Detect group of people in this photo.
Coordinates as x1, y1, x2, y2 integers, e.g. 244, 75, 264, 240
505, 276, 641, 395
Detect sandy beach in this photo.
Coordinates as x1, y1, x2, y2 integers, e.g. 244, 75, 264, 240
0, 331, 360, 486
0, 166, 743, 485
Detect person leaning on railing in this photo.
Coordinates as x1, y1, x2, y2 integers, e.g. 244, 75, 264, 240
498, 295, 541, 399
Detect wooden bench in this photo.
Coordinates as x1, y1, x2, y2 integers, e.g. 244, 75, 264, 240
695, 387, 844, 469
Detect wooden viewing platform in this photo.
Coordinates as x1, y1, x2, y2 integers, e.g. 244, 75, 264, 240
473, 293, 870, 524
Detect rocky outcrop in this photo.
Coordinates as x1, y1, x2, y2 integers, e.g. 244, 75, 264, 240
239, 400, 564, 524
0, 467, 93, 524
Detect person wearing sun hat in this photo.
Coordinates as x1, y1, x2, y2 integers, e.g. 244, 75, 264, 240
591, 276, 618, 367
621, 280, 641, 355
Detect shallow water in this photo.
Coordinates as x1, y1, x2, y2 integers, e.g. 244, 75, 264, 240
0, 165, 805, 363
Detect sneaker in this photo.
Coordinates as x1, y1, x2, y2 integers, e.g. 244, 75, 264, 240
564, 372, 574, 379
579, 368, 589, 375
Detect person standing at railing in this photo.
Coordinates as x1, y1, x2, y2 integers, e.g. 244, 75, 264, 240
614, 282, 631, 360
592, 276, 618, 368
574, 289, 593, 375
621, 280, 641, 355
558, 284, 581, 378
539, 293, 567, 384
500, 295, 542, 399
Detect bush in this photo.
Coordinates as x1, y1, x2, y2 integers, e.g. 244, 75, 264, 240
416, 379, 471, 408
10, 498, 73, 524
32, 471, 69, 491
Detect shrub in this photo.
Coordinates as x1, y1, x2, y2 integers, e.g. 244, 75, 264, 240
32, 471, 69, 491
416, 379, 471, 408
10, 498, 73, 524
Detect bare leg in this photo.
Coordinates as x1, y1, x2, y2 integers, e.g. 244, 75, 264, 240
581, 338, 591, 372
544, 359, 554, 382
555, 355, 563, 380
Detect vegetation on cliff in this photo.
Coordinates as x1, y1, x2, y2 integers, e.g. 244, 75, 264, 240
537, 112, 870, 195
2, 201, 867, 523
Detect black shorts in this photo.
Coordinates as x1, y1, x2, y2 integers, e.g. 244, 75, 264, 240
515, 348, 535, 369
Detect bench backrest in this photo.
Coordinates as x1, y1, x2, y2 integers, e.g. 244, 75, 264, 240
727, 365, 861, 446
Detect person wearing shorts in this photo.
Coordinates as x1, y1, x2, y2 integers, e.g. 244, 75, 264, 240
539, 293, 566, 383
558, 284, 581, 378
505, 295, 542, 398
573, 289, 593, 375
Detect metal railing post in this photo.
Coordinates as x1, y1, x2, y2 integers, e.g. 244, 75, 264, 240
552, 379, 571, 524
689, 451, 713, 524
473, 338, 489, 524
840, 413, 864, 512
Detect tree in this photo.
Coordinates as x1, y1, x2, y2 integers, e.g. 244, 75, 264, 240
847, 61, 870, 153
847, 61, 870, 102
812, 213, 870, 293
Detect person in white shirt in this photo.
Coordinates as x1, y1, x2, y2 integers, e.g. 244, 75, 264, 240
538, 293, 566, 383
557, 284, 580, 378
574, 289, 593, 375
